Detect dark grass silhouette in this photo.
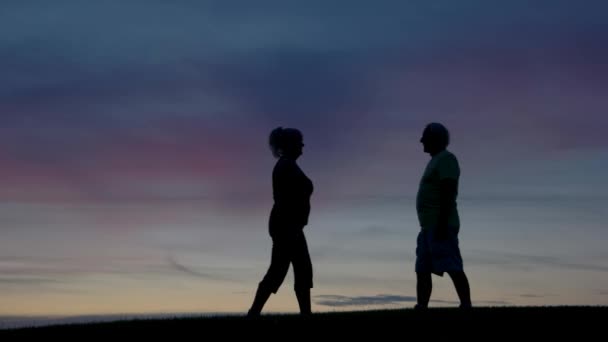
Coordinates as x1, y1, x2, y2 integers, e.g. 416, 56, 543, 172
2, 306, 605, 338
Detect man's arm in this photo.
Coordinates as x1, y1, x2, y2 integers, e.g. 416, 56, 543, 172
436, 178, 458, 239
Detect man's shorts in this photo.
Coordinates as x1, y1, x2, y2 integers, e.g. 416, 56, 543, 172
415, 227, 464, 276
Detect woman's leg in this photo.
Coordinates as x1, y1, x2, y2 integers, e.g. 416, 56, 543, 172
248, 239, 291, 316
292, 232, 313, 315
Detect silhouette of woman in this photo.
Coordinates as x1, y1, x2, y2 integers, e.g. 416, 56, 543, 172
248, 127, 314, 316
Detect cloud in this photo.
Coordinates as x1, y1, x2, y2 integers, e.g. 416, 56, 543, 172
314, 293, 514, 307
314, 294, 492, 307
520, 294, 543, 298
0, 255, 191, 280
166, 255, 236, 282
315, 294, 416, 307
520, 294, 556, 299
474, 300, 510, 306
1, 0, 607, 205
469, 250, 608, 274
0, 276, 62, 285
354, 225, 404, 238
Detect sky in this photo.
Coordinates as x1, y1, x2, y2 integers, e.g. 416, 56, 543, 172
1, 1, 607, 320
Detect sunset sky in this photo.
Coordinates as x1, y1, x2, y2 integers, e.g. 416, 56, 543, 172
1, 1, 607, 319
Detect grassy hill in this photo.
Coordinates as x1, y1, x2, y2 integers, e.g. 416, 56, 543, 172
2, 306, 605, 338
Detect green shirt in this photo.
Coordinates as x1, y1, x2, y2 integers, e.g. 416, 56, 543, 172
416, 150, 460, 229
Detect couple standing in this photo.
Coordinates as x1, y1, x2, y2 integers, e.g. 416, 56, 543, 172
247, 123, 472, 316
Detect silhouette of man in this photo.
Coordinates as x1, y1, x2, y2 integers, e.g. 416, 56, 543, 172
415, 123, 472, 309
248, 127, 314, 317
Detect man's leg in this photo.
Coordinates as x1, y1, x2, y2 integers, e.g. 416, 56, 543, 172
447, 271, 471, 308
415, 230, 432, 309
416, 272, 432, 309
